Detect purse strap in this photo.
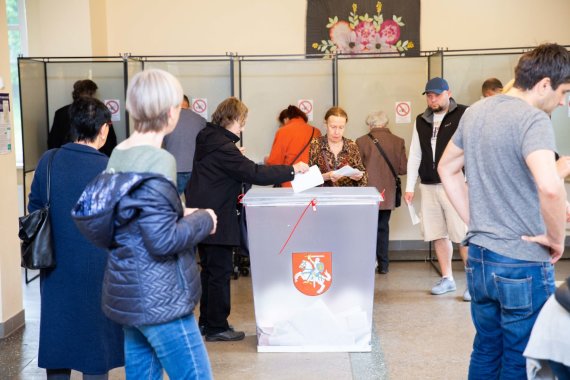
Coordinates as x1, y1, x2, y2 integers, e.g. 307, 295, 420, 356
289, 127, 315, 165
46, 149, 58, 206
367, 133, 399, 184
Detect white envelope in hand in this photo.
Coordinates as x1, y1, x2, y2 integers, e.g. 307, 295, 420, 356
291, 165, 324, 193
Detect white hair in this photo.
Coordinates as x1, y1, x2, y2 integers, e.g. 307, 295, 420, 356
126, 69, 183, 132
365, 111, 389, 129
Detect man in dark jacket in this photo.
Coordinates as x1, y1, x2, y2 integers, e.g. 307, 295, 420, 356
186, 97, 308, 342
405, 77, 469, 299
49, 79, 117, 156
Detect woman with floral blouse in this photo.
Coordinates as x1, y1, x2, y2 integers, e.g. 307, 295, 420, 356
309, 106, 368, 187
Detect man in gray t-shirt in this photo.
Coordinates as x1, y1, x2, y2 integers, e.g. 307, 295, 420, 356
438, 43, 570, 379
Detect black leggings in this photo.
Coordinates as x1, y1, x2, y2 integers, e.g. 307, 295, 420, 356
46, 368, 109, 380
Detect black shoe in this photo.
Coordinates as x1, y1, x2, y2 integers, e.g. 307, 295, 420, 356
379, 268, 389, 274
205, 327, 245, 342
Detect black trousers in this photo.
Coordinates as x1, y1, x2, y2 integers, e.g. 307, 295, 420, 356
376, 210, 392, 271
198, 243, 233, 334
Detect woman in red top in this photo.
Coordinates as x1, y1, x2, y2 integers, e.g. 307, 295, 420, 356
266, 105, 321, 187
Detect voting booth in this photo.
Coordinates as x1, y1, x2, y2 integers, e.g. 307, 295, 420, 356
242, 187, 381, 352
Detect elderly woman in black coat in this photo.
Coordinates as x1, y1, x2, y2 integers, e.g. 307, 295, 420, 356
29, 97, 123, 380
186, 97, 309, 342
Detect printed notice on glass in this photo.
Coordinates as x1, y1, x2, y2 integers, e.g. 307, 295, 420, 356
0, 93, 11, 154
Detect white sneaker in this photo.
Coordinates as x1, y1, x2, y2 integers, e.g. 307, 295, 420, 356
431, 277, 457, 295
463, 288, 472, 302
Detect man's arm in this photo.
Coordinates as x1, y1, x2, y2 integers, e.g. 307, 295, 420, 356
438, 141, 469, 225
405, 123, 421, 203
524, 150, 567, 263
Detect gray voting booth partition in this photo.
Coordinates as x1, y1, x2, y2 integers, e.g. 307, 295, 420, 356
239, 55, 335, 164
17, 46, 570, 262
18, 55, 234, 208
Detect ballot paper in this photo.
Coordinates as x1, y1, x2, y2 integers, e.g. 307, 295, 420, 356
407, 202, 421, 225
291, 165, 324, 193
333, 165, 362, 177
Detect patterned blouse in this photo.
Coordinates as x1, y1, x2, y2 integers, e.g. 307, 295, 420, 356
308, 135, 368, 187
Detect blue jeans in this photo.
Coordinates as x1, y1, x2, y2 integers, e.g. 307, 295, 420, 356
123, 314, 212, 380
177, 172, 192, 195
466, 244, 555, 380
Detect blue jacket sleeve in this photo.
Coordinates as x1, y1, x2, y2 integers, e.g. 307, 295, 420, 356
138, 206, 213, 258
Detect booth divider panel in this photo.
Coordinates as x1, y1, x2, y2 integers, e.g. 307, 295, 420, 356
143, 60, 232, 123
19, 59, 47, 172
443, 54, 519, 106
337, 57, 427, 241
240, 59, 334, 164
46, 62, 127, 142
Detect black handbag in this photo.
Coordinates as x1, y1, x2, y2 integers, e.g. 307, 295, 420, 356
368, 134, 402, 207
19, 149, 58, 270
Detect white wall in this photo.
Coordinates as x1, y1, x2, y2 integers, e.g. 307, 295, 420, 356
25, 0, 570, 56
421, 0, 570, 51
26, 0, 92, 56
0, 0, 24, 331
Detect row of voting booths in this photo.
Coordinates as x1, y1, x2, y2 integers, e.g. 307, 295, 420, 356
18, 47, 570, 352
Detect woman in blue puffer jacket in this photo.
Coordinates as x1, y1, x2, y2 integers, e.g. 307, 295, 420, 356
72, 69, 217, 380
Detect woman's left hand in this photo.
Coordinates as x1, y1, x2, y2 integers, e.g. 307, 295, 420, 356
350, 171, 364, 181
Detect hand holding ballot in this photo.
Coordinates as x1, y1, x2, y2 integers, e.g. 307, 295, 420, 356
331, 165, 364, 182
292, 161, 310, 174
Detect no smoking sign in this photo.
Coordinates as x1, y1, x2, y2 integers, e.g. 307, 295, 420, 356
191, 98, 208, 120
395, 101, 412, 124
297, 99, 314, 121
104, 99, 121, 122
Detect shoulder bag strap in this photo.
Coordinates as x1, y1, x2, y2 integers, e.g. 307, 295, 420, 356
289, 127, 315, 165
46, 149, 58, 207
367, 133, 398, 183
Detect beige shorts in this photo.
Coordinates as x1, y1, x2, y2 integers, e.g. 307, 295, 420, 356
419, 183, 467, 243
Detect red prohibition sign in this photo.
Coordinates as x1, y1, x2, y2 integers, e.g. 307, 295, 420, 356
298, 100, 313, 114
396, 102, 410, 117
105, 100, 120, 114
192, 99, 207, 113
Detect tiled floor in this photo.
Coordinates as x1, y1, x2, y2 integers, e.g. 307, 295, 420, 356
2, 256, 570, 379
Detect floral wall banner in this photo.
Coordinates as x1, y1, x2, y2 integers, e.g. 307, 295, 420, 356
306, 0, 420, 56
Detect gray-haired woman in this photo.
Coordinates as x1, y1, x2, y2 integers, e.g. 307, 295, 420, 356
356, 111, 407, 274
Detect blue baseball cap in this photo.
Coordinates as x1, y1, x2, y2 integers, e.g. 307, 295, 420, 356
422, 77, 449, 95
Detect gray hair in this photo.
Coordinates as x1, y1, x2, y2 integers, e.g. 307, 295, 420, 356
126, 69, 183, 133
365, 111, 389, 129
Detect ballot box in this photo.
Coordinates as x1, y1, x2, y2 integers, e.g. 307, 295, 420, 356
242, 187, 381, 352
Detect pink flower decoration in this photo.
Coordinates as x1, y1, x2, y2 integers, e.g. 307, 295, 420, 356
354, 21, 377, 51
379, 20, 401, 45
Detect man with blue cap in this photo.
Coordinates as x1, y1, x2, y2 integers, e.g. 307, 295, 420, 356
405, 77, 470, 300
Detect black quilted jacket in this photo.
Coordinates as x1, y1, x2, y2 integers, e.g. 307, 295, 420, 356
71, 172, 213, 327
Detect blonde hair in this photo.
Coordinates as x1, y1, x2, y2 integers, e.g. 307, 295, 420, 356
126, 69, 183, 133
365, 111, 389, 129
324, 106, 348, 123
211, 97, 248, 128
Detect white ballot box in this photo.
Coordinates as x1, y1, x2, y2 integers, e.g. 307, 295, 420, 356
242, 187, 381, 352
